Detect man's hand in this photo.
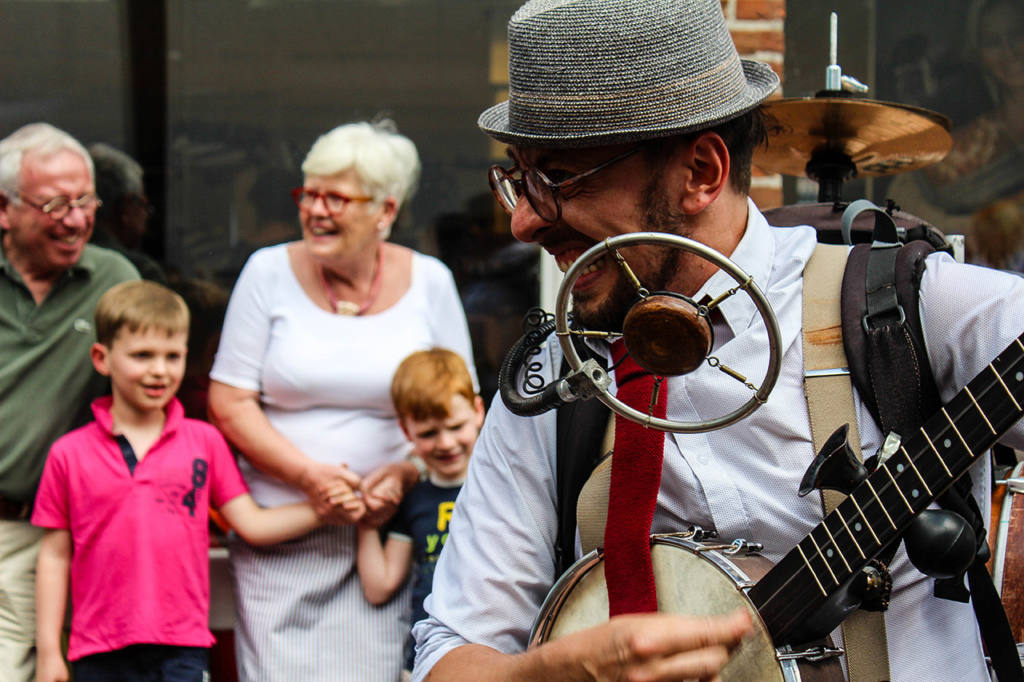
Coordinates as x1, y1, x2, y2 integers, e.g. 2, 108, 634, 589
572, 610, 753, 681
427, 609, 753, 682
299, 461, 365, 523
359, 460, 418, 528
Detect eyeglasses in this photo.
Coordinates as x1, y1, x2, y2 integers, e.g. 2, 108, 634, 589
291, 187, 373, 215
488, 145, 643, 223
18, 193, 102, 221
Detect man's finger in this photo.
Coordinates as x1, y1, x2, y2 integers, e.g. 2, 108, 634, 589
623, 610, 752, 659
629, 644, 732, 682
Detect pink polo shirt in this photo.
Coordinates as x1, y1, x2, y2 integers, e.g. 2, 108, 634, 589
32, 396, 248, 661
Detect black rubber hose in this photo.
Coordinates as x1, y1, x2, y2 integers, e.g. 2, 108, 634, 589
498, 318, 568, 416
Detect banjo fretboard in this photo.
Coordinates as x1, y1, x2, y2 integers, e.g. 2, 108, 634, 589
748, 332, 1024, 643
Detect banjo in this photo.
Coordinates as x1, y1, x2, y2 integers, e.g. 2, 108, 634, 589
529, 332, 1024, 680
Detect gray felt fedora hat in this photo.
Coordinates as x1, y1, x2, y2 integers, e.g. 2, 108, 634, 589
479, 0, 780, 148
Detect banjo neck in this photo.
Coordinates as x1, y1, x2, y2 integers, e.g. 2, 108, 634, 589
748, 333, 1024, 645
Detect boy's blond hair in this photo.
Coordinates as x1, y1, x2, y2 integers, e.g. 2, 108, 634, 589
391, 348, 476, 421
94, 280, 190, 346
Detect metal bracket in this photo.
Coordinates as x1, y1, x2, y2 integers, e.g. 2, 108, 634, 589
1005, 477, 1024, 495
694, 538, 764, 555
777, 645, 845, 663
554, 358, 611, 403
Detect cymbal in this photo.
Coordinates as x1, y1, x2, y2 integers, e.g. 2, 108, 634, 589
755, 97, 953, 179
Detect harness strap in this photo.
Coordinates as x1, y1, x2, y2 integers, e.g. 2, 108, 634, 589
803, 243, 891, 682
576, 420, 615, 555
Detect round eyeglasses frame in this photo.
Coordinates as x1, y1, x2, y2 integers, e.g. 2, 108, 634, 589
18, 193, 102, 221
488, 145, 643, 223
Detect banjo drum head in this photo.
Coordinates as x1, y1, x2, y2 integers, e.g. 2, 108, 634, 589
532, 535, 786, 681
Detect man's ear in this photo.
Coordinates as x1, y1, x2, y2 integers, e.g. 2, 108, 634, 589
90, 342, 112, 376
676, 132, 730, 215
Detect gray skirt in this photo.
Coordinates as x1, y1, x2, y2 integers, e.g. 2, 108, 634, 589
229, 525, 411, 682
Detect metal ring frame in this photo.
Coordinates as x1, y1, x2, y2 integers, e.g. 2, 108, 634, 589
554, 233, 783, 433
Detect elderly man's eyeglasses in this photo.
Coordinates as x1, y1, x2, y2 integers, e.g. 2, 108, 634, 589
19, 193, 102, 221
488, 145, 642, 223
291, 187, 373, 215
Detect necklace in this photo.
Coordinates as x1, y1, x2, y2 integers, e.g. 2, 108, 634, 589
318, 247, 383, 316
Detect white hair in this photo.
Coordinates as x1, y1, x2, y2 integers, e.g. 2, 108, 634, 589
0, 123, 94, 201
301, 119, 421, 208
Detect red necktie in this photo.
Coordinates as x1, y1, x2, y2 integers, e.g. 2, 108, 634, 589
603, 340, 668, 616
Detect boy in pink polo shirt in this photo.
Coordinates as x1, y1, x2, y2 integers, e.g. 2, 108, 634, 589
32, 281, 333, 682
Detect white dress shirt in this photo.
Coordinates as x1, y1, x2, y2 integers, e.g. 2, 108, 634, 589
414, 200, 1024, 681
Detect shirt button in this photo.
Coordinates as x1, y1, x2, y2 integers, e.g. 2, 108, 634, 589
697, 452, 710, 465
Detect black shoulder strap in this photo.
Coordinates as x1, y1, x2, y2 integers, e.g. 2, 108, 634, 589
841, 238, 941, 437
840, 203, 980, 551
554, 355, 610, 576
840, 203, 981, 550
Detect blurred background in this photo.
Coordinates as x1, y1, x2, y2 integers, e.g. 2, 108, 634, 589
1, 0, 1020, 399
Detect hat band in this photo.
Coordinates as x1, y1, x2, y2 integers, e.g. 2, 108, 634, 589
508, 54, 749, 135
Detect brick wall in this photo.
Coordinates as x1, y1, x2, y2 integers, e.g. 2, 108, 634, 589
723, 0, 786, 209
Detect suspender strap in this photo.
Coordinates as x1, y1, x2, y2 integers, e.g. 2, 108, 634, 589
803, 243, 892, 682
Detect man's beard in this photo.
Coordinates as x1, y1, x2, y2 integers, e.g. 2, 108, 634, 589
571, 180, 688, 331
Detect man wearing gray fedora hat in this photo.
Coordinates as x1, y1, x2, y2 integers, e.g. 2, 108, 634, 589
413, 0, 1024, 680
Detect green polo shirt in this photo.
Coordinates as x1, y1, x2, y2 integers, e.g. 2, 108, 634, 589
0, 243, 138, 503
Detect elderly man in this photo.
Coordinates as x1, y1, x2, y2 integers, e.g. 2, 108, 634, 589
413, 1, 1024, 680
0, 122, 138, 680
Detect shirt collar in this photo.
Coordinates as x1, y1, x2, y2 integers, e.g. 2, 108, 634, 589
691, 197, 774, 339
91, 395, 185, 438
429, 472, 466, 488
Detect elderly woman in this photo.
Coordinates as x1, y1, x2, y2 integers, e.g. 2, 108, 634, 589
208, 120, 475, 681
